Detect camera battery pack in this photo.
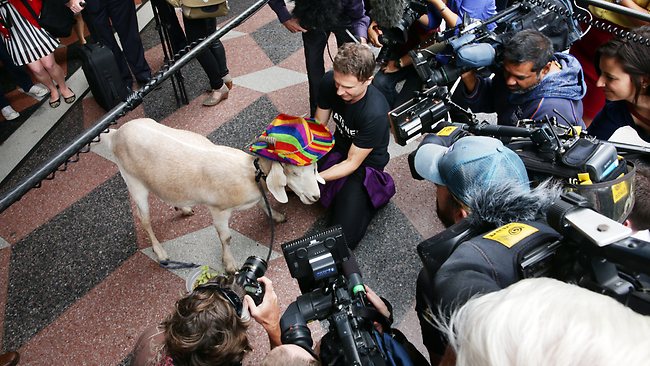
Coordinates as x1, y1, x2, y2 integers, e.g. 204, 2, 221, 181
585, 143, 618, 182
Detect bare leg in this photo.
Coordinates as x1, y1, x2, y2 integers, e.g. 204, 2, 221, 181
74, 14, 87, 45
25, 59, 59, 103
40, 54, 74, 99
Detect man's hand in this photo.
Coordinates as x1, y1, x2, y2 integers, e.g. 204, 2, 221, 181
244, 276, 282, 347
382, 60, 400, 74
66, 0, 85, 14
365, 285, 391, 333
461, 70, 478, 94
282, 18, 307, 33
368, 21, 383, 47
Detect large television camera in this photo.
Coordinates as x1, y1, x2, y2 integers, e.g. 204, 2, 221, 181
389, 0, 581, 145
526, 192, 650, 314
279, 226, 389, 365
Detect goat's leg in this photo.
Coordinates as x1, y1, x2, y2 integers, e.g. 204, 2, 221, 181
257, 201, 286, 223
122, 172, 169, 261
208, 208, 237, 274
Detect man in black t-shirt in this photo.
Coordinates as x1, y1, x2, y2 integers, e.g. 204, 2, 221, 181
315, 43, 395, 250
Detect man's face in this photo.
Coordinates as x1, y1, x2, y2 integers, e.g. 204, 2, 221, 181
435, 185, 463, 228
333, 70, 371, 103
503, 60, 548, 94
596, 55, 637, 103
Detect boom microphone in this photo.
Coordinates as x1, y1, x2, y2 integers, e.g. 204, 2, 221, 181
368, 0, 408, 28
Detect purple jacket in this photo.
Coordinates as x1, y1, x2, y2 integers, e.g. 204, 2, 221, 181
267, 0, 370, 39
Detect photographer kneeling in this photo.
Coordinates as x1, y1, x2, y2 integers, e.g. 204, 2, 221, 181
412, 135, 561, 364
459, 29, 587, 128
131, 274, 282, 366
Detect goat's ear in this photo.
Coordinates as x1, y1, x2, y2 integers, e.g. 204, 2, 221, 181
266, 161, 288, 203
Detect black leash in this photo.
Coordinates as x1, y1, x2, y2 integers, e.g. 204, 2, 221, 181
254, 158, 276, 264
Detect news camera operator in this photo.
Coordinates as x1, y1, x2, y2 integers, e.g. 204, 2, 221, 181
369, 0, 496, 108
459, 29, 587, 128
267, 0, 369, 117
131, 274, 282, 366
411, 135, 562, 364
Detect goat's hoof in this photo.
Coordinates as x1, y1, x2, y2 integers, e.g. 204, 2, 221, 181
224, 265, 237, 274
273, 213, 287, 223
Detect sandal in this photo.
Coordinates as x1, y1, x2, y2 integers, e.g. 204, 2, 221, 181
63, 90, 76, 104
49, 97, 61, 108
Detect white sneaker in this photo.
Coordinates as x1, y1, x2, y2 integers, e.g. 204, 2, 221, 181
26, 84, 49, 98
2, 106, 20, 120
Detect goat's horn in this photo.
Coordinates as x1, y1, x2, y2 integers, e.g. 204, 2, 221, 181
258, 136, 277, 146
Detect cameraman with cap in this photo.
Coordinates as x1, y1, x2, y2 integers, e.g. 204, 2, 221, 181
412, 135, 561, 364
459, 29, 587, 128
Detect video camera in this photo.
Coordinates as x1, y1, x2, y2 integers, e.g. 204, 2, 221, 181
279, 226, 389, 365
372, 0, 429, 63
524, 192, 650, 314
389, 0, 581, 145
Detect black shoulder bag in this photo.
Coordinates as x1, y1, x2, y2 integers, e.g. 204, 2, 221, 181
19, 0, 74, 38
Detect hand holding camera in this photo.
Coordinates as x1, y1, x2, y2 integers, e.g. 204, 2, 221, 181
244, 276, 282, 347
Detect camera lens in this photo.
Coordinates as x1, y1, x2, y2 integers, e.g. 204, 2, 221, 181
241, 256, 267, 278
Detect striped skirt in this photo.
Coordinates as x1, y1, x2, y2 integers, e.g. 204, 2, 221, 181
0, 3, 58, 66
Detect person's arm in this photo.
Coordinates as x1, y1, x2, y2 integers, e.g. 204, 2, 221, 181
619, 0, 650, 27
314, 107, 332, 125
459, 70, 497, 114
427, 0, 459, 28
244, 277, 282, 348
319, 144, 372, 181
267, 0, 299, 31
345, 0, 370, 41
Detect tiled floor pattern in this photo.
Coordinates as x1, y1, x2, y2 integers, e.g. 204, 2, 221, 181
0, 1, 448, 365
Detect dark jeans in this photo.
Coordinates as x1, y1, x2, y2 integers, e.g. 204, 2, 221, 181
83, 0, 152, 85
184, 17, 229, 90
372, 65, 423, 109
303, 29, 355, 117
326, 168, 378, 250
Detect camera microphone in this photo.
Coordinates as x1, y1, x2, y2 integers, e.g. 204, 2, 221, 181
368, 0, 408, 28
342, 256, 365, 296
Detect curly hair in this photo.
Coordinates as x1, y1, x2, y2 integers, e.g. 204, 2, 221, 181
163, 275, 251, 366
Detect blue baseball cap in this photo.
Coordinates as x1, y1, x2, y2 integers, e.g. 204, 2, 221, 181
414, 136, 530, 205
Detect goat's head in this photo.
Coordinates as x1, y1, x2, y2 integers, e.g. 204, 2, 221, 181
265, 161, 324, 204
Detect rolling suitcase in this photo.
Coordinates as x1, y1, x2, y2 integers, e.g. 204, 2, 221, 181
78, 43, 129, 111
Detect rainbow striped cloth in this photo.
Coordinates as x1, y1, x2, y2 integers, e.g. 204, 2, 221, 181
250, 114, 334, 166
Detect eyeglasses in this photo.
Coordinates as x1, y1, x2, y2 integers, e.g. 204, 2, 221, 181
194, 282, 244, 317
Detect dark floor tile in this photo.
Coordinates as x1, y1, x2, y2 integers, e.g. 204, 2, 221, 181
207, 95, 279, 149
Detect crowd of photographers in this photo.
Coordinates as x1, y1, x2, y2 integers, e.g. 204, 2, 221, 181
118, 0, 650, 365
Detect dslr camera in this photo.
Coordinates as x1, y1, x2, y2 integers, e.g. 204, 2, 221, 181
279, 226, 390, 365
236, 255, 267, 305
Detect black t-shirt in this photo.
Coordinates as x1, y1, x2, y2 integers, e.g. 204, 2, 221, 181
318, 71, 391, 170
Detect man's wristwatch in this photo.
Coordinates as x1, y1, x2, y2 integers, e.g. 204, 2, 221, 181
613, 0, 623, 4
395, 58, 402, 69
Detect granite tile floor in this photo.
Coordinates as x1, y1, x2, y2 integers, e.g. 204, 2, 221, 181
0, 1, 448, 364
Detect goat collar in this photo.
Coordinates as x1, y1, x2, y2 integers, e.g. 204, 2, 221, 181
253, 158, 266, 182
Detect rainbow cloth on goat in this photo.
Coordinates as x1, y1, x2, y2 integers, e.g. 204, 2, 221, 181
250, 114, 334, 166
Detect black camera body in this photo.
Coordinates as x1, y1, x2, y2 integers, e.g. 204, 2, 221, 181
235, 255, 267, 305
280, 227, 387, 365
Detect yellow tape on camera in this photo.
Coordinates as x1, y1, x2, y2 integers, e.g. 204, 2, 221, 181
483, 223, 539, 248
611, 180, 629, 204
436, 126, 457, 136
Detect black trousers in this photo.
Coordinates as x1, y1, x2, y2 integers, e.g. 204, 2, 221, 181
184, 17, 229, 90
327, 168, 378, 250
302, 29, 355, 117
83, 0, 152, 85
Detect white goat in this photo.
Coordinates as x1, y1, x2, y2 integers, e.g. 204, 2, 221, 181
103, 118, 324, 273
